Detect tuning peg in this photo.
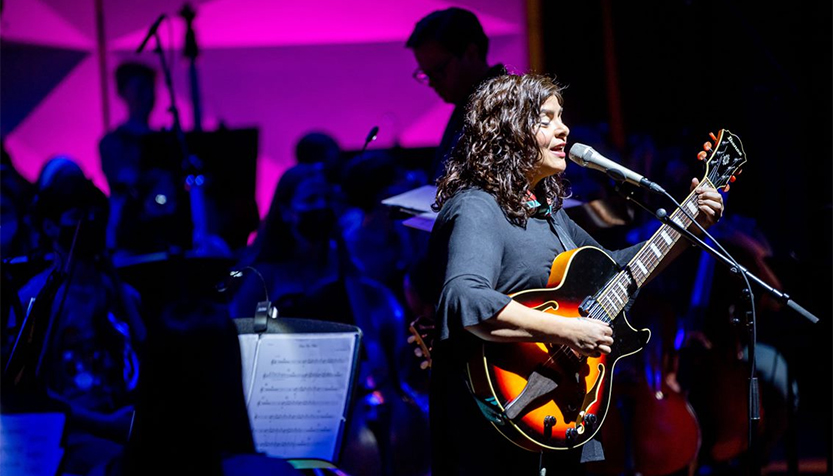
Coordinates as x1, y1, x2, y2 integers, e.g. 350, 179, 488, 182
702, 141, 712, 152
729, 176, 737, 183
723, 184, 731, 192
697, 151, 707, 161
709, 132, 718, 143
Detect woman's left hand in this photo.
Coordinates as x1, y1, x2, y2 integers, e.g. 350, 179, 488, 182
690, 177, 724, 229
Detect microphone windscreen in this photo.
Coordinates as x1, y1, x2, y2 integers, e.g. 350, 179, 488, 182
568, 143, 593, 163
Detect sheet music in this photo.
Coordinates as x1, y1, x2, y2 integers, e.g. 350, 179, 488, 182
381, 184, 436, 214
0, 413, 65, 476
238, 334, 259, 402
402, 212, 439, 232
243, 332, 357, 461
386, 185, 584, 232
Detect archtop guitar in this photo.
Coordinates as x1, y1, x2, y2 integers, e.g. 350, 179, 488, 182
465, 129, 747, 451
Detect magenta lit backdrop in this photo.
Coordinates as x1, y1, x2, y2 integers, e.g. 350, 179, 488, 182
3, 0, 528, 219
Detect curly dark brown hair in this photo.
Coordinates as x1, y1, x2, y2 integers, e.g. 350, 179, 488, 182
433, 73, 567, 226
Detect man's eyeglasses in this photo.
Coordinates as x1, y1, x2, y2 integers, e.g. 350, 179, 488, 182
412, 56, 454, 85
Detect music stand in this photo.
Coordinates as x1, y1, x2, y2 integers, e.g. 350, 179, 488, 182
234, 317, 362, 469
381, 184, 586, 232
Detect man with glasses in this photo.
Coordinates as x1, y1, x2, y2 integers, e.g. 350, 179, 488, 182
406, 7, 507, 182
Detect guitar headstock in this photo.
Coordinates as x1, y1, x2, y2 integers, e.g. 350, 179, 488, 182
698, 129, 747, 191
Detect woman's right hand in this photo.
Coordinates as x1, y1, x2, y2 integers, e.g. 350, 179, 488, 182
469, 300, 615, 352
563, 316, 613, 357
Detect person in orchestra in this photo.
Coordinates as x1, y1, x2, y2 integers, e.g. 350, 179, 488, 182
406, 7, 507, 182
426, 73, 724, 475
99, 61, 192, 256
6, 159, 145, 475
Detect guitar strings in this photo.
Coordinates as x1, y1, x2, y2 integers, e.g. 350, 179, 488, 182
533, 170, 724, 427
547, 191, 701, 366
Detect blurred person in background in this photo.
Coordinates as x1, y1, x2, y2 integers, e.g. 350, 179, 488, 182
3, 157, 146, 475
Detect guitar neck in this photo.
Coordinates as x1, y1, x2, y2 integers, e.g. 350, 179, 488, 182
595, 179, 715, 318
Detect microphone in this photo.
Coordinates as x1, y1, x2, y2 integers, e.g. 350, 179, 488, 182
360, 125, 379, 153
136, 14, 167, 53
366, 126, 379, 144
569, 143, 665, 194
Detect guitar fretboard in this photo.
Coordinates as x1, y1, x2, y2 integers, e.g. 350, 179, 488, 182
593, 180, 715, 320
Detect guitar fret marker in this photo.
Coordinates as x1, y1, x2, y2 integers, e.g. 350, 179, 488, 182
660, 230, 672, 245
687, 201, 698, 215
649, 243, 661, 258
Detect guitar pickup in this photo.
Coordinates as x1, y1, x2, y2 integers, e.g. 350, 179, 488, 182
578, 296, 595, 317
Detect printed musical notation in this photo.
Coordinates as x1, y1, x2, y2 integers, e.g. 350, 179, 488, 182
0, 413, 65, 476
238, 332, 358, 461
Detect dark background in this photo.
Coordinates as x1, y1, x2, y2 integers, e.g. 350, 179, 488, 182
541, 0, 831, 469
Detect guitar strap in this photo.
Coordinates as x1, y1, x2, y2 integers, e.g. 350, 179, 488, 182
525, 191, 576, 252
549, 209, 577, 252
466, 382, 507, 425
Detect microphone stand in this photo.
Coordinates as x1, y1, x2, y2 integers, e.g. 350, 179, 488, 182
144, 23, 210, 255
616, 184, 819, 476
149, 29, 191, 169
179, 3, 202, 133
653, 210, 818, 325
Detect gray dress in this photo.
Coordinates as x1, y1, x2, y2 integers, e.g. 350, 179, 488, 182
427, 188, 642, 475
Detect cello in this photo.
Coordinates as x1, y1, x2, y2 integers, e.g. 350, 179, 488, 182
585, 294, 702, 476
676, 221, 789, 470
2, 216, 78, 401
